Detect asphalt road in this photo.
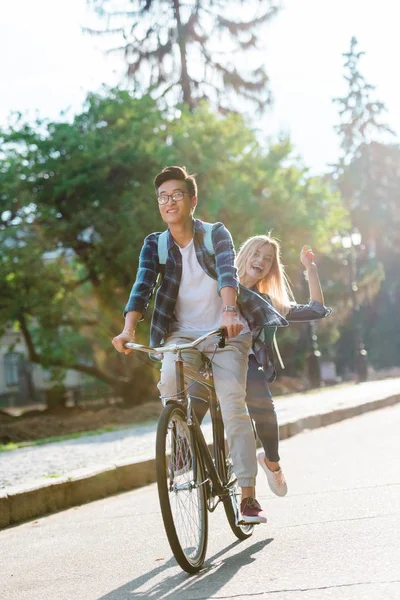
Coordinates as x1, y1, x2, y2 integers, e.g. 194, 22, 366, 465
1, 404, 400, 600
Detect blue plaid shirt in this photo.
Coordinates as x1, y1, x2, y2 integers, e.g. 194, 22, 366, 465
253, 295, 332, 381
124, 219, 288, 347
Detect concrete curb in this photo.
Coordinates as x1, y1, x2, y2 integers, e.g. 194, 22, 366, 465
1, 393, 399, 529
279, 394, 400, 440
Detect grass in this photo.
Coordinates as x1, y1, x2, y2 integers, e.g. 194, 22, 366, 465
0, 425, 124, 453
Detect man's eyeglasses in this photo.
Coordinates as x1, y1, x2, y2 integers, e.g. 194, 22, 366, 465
157, 191, 190, 205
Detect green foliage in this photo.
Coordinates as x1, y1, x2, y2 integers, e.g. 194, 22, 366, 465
331, 38, 400, 370
339, 142, 400, 260
365, 262, 400, 369
0, 89, 348, 394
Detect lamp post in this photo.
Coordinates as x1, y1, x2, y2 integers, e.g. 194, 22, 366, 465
332, 230, 368, 383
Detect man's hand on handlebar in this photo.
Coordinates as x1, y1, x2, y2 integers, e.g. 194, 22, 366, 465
220, 311, 243, 339
112, 330, 136, 355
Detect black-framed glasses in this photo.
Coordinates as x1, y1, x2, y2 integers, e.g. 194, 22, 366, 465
157, 191, 190, 205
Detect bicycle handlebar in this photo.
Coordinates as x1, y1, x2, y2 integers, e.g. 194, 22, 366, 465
124, 328, 227, 355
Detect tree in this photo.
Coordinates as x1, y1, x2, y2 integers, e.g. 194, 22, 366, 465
85, 0, 280, 113
332, 37, 396, 252
0, 89, 346, 403
332, 37, 400, 263
0, 91, 167, 405
331, 37, 400, 370
333, 36, 394, 165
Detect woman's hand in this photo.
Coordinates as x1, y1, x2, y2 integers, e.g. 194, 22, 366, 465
300, 245, 324, 304
300, 245, 316, 270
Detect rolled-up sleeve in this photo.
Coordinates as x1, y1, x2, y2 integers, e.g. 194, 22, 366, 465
286, 300, 332, 322
123, 234, 159, 317
212, 222, 239, 294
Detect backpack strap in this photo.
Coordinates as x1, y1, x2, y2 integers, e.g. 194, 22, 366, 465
157, 223, 215, 265
157, 230, 169, 265
202, 222, 214, 256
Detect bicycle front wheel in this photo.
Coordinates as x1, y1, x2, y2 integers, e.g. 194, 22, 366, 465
156, 404, 208, 574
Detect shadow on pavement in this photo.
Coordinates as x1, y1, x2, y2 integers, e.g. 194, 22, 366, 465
99, 537, 273, 599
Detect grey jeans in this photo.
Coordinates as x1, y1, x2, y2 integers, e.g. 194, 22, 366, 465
158, 331, 257, 488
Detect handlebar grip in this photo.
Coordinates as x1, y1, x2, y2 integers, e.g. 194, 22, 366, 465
217, 327, 227, 348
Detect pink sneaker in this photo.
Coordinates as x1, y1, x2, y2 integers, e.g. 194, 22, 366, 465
257, 452, 288, 497
240, 497, 267, 524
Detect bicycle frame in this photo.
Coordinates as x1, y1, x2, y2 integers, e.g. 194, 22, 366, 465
167, 350, 231, 501
125, 328, 236, 501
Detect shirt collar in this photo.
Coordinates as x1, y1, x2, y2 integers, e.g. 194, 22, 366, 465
166, 218, 199, 250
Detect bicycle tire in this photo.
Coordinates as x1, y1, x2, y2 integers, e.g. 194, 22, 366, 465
156, 403, 208, 574
223, 456, 254, 540
211, 403, 254, 541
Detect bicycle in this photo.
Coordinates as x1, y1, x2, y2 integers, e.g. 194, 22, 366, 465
125, 328, 254, 574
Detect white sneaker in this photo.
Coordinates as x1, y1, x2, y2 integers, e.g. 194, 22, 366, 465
257, 452, 288, 497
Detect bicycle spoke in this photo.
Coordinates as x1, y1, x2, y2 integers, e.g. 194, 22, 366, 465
168, 435, 200, 554
162, 409, 207, 563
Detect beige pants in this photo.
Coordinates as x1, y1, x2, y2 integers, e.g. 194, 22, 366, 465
158, 331, 257, 488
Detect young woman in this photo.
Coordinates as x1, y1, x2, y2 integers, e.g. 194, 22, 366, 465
236, 235, 331, 497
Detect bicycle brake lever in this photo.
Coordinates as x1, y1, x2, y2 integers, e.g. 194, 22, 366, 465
217, 327, 227, 348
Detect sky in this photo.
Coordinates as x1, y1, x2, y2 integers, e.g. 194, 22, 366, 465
1, 0, 399, 174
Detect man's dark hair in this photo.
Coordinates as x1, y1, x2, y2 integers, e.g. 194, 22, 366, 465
154, 165, 197, 197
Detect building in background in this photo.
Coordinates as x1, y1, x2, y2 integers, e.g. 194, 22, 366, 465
0, 327, 84, 408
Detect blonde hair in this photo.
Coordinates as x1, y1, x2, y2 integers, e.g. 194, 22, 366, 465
236, 234, 295, 316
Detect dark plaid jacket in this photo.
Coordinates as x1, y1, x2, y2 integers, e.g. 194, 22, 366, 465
253, 295, 332, 381
124, 219, 288, 347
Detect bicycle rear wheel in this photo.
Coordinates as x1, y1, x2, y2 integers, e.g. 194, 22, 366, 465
156, 404, 208, 574
223, 456, 254, 540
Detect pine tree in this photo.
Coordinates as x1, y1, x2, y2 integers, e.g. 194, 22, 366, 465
85, 0, 280, 112
333, 36, 394, 164
332, 37, 396, 257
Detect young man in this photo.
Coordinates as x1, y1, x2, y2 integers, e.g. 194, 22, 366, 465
113, 165, 286, 523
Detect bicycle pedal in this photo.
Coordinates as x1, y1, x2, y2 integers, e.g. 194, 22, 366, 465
238, 518, 265, 526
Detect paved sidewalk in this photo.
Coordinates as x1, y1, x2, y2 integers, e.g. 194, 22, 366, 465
1, 377, 399, 528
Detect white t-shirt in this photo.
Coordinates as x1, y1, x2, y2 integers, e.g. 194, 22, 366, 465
171, 239, 250, 335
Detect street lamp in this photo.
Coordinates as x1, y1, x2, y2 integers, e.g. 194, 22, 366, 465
332, 230, 368, 383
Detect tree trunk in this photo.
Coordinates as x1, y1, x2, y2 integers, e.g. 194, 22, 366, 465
173, 0, 194, 110
46, 385, 67, 410
117, 366, 160, 407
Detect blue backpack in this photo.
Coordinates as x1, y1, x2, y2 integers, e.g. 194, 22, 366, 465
157, 222, 214, 265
